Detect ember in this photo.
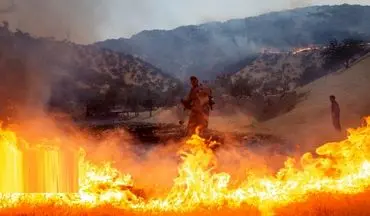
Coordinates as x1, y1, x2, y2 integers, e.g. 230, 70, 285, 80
1, 117, 370, 215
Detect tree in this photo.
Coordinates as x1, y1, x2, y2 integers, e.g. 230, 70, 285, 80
142, 90, 160, 117
229, 78, 252, 104
2, 21, 8, 29
164, 84, 185, 107
104, 86, 118, 108
126, 95, 139, 115
279, 63, 294, 92
215, 74, 231, 89
321, 38, 366, 70
143, 98, 154, 117
143, 90, 153, 117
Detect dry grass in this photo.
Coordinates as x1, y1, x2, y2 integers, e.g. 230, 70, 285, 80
2, 191, 370, 215
258, 54, 370, 149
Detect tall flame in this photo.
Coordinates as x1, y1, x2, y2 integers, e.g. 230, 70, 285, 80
1, 118, 370, 215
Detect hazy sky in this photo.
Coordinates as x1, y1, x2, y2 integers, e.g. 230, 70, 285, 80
0, 0, 369, 43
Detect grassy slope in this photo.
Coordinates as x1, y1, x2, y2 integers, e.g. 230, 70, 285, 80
259, 54, 370, 149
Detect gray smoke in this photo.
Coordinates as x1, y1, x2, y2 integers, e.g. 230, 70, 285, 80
99, 0, 370, 40
0, 0, 15, 14
0, 0, 368, 43
0, 0, 108, 44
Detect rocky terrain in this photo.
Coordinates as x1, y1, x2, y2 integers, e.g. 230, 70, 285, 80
96, 4, 370, 80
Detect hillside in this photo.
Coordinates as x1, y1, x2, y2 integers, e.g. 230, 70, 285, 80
96, 4, 370, 80
258, 54, 370, 150
230, 48, 325, 93
0, 24, 182, 120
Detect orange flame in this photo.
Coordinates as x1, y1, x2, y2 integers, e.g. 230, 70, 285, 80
1, 118, 370, 215
292, 46, 320, 55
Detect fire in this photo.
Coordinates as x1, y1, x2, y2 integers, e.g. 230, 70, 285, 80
1, 117, 370, 215
292, 46, 320, 55
0, 128, 79, 193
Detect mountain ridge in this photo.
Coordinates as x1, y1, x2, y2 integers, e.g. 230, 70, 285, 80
96, 4, 370, 80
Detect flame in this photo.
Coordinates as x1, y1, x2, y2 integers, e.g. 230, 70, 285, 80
1, 118, 370, 215
292, 46, 320, 55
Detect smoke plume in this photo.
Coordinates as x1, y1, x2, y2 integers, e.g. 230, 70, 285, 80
0, 0, 15, 14
0, 0, 108, 44
0, 0, 368, 42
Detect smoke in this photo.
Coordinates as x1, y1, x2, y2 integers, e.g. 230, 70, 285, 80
0, 31, 71, 122
0, 0, 110, 122
0, 1, 109, 123
99, 0, 370, 40
3, 109, 292, 197
0, 0, 15, 14
0, 0, 368, 42
0, 0, 108, 44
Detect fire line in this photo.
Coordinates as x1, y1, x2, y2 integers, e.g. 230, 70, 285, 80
0, 118, 370, 215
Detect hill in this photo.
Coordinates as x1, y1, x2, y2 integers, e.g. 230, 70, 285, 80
258, 54, 370, 150
0, 23, 182, 120
230, 48, 325, 93
96, 4, 370, 80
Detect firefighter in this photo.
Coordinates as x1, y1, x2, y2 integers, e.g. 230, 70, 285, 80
181, 76, 213, 137
330, 95, 341, 131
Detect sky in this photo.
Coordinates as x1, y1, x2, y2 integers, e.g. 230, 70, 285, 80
0, 0, 369, 44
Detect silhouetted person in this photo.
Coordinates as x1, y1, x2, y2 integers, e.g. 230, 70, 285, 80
330, 95, 341, 131
181, 76, 212, 136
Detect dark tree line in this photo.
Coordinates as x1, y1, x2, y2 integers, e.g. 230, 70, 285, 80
321, 38, 368, 70
83, 83, 185, 119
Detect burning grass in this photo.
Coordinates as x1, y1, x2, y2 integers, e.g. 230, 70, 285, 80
1, 117, 370, 215
0, 205, 262, 216
2, 192, 370, 216
276, 191, 370, 216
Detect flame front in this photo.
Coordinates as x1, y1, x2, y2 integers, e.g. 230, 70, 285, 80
1, 118, 370, 215
292, 45, 320, 55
